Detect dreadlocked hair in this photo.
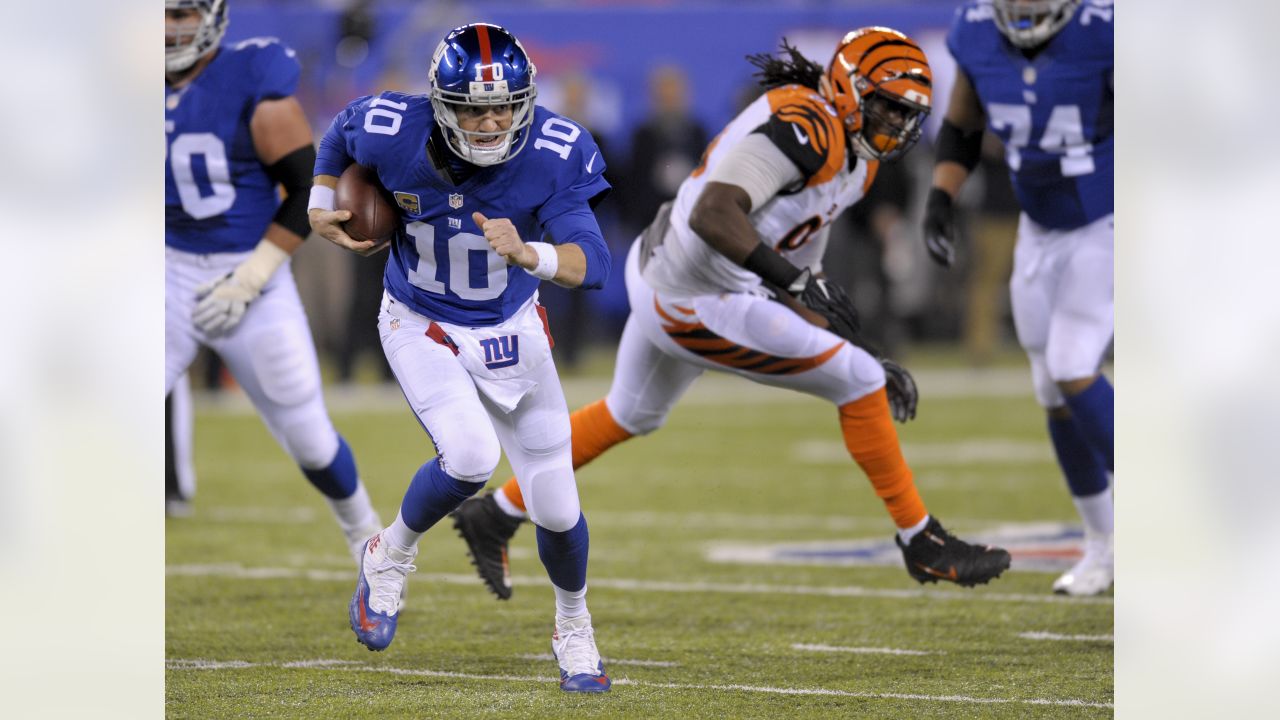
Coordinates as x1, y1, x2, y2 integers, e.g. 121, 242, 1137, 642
747, 39, 824, 91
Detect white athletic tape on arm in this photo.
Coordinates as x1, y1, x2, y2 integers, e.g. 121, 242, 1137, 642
526, 242, 559, 281
307, 185, 335, 212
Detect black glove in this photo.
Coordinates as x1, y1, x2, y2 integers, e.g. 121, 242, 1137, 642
881, 358, 918, 423
923, 187, 957, 268
787, 268, 860, 342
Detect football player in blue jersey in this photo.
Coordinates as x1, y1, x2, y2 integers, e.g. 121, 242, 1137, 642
923, 0, 1114, 595
165, 1, 390, 566
308, 22, 613, 692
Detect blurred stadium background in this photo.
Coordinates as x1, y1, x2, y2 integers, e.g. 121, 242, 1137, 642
185, 0, 1034, 391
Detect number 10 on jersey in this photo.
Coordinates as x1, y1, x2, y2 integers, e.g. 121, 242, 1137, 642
405, 221, 509, 301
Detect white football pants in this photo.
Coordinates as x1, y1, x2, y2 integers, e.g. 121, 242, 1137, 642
605, 240, 887, 436
377, 294, 582, 533
1009, 213, 1114, 408
164, 247, 340, 470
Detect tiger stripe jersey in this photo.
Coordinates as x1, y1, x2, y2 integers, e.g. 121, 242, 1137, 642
643, 84, 875, 298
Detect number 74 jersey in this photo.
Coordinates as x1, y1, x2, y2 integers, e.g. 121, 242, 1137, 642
315, 92, 610, 327
949, 0, 1113, 229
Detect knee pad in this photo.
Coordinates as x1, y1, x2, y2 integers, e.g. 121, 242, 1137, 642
829, 344, 887, 406
438, 429, 502, 483
281, 415, 340, 469
1045, 333, 1107, 385
522, 463, 581, 532
1026, 351, 1065, 408
247, 324, 322, 408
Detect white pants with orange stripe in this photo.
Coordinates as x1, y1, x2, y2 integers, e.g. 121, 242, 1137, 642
606, 239, 887, 436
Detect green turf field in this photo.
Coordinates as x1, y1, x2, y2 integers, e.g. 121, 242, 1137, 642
166, 358, 1113, 718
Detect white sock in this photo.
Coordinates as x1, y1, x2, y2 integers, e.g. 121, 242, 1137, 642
553, 583, 588, 619
384, 511, 423, 552
1072, 486, 1114, 539
327, 481, 380, 532
493, 487, 527, 519
897, 514, 931, 544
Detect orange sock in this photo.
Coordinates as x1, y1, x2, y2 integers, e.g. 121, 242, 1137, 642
838, 388, 927, 529
498, 398, 634, 513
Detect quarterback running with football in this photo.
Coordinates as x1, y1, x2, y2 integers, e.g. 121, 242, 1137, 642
923, 0, 1114, 595
452, 28, 1012, 601
308, 23, 614, 692
165, 0, 388, 559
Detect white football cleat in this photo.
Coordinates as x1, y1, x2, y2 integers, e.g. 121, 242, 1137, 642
1053, 534, 1113, 596
345, 520, 408, 612
348, 532, 417, 651
552, 614, 610, 693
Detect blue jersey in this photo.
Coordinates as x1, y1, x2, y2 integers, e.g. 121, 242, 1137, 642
315, 92, 612, 326
165, 38, 300, 253
948, 0, 1113, 229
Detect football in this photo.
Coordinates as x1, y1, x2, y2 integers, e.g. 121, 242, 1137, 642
334, 163, 398, 242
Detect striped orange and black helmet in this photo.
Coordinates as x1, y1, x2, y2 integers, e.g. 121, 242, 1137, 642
823, 27, 932, 162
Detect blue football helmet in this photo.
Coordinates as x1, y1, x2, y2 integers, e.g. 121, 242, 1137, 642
991, 0, 1081, 48
429, 23, 538, 166
165, 0, 228, 73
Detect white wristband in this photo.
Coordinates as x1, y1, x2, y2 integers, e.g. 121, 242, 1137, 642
308, 184, 335, 212
526, 241, 559, 281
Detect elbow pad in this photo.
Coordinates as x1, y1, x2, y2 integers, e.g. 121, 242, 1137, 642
266, 144, 317, 238
934, 120, 984, 173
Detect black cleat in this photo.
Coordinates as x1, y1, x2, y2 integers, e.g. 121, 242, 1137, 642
895, 517, 1011, 587
450, 492, 524, 600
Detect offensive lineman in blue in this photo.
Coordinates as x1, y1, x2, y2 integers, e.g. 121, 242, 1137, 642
165, 1, 390, 564
308, 23, 613, 692
924, 0, 1114, 595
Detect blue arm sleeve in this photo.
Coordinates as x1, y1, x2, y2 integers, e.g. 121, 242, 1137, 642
543, 207, 612, 290
313, 97, 371, 177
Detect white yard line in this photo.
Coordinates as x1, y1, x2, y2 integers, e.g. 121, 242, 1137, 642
791, 643, 935, 656
515, 652, 678, 668
193, 367, 1041, 417
1018, 631, 1114, 642
165, 657, 1111, 709
166, 564, 1113, 606
793, 439, 1053, 466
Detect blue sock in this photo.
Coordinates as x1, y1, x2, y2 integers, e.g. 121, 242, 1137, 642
536, 514, 589, 593
301, 435, 358, 500
1048, 415, 1109, 497
399, 458, 483, 533
1063, 376, 1114, 471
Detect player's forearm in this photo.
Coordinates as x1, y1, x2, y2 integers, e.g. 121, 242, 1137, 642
930, 161, 971, 200
264, 223, 305, 255
688, 183, 762, 264
550, 243, 587, 288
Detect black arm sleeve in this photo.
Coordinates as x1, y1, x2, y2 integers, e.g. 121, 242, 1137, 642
265, 144, 317, 238
934, 119, 984, 173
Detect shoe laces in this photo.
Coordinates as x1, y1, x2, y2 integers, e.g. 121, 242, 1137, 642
367, 552, 416, 615
556, 620, 602, 677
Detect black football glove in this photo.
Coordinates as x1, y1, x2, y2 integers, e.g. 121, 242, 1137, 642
923, 187, 958, 268
881, 358, 918, 423
787, 268, 860, 343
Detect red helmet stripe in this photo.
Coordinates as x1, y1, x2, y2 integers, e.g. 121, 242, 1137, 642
476, 24, 494, 81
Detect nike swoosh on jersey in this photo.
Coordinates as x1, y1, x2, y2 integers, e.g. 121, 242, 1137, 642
792, 124, 809, 146
585, 151, 598, 173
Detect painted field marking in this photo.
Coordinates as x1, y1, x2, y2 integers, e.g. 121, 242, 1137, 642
165, 657, 1111, 709
791, 643, 934, 656
1018, 631, 1114, 642
515, 652, 679, 668
167, 564, 1113, 606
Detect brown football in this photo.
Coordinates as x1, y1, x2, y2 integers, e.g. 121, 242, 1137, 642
334, 164, 398, 242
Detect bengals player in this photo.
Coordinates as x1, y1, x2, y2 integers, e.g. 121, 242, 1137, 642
452, 28, 1012, 599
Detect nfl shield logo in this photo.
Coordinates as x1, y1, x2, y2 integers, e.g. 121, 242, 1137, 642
448, 193, 464, 209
